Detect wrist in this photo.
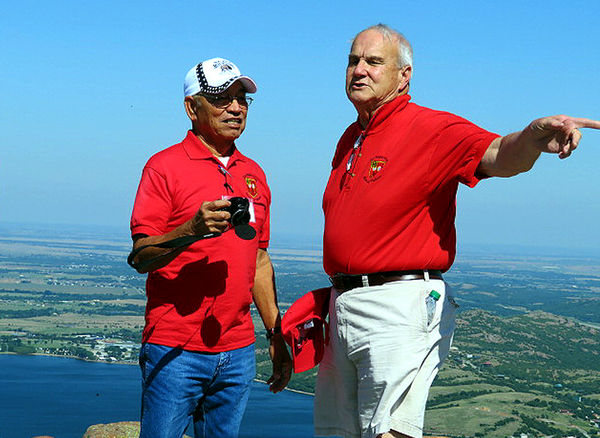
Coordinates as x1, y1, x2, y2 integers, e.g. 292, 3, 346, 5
183, 219, 197, 237
265, 326, 282, 341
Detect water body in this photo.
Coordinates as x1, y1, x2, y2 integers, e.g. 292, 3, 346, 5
0, 354, 317, 438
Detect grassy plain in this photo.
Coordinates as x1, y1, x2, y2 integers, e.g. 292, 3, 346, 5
2, 228, 600, 437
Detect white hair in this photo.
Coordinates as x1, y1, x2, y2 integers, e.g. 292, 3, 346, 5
354, 23, 413, 68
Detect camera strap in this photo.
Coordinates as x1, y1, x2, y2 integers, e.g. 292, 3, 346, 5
127, 232, 220, 272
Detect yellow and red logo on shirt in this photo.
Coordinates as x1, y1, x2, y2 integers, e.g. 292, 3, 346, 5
244, 174, 260, 199
364, 156, 388, 182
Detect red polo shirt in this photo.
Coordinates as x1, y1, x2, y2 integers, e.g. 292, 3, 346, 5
130, 131, 270, 352
323, 95, 499, 276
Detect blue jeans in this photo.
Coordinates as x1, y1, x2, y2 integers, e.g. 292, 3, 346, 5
139, 343, 256, 438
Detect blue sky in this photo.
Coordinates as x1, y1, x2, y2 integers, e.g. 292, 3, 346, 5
1, 0, 599, 251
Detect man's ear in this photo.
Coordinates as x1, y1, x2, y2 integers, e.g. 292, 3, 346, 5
184, 96, 197, 121
398, 65, 412, 92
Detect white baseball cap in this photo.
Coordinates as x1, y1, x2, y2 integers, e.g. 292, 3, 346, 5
184, 57, 257, 97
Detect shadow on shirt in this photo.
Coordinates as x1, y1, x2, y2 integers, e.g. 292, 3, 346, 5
145, 257, 229, 348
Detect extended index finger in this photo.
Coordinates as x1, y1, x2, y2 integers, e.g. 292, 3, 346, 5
571, 117, 600, 130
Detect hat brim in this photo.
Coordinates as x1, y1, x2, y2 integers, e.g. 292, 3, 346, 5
204, 75, 257, 95
236, 76, 257, 93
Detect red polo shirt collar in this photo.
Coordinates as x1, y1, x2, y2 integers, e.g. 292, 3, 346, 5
181, 130, 247, 165
360, 94, 411, 135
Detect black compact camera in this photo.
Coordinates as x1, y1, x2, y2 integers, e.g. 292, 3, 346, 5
219, 197, 256, 240
221, 197, 251, 226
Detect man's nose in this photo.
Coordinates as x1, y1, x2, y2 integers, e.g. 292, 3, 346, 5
227, 98, 243, 112
352, 59, 368, 76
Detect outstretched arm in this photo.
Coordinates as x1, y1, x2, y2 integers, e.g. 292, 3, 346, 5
252, 248, 292, 393
478, 115, 600, 178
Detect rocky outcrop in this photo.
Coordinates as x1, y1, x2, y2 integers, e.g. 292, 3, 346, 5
37, 421, 442, 437
83, 421, 193, 438
83, 422, 141, 438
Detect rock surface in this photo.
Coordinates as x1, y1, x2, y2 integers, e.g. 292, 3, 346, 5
82, 421, 442, 438
83, 421, 193, 438
83, 422, 141, 438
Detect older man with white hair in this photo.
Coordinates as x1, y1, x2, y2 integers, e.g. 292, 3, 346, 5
314, 24, 600, 438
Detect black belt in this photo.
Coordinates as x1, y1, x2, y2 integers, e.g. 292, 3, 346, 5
329, 270, 443, 292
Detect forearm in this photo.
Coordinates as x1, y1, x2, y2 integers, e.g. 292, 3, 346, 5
131, 220, 195, 274
131, 199, 232, 274
252, 248, 292, 392
252, 250, 281, 330
478, 129, 542, 178
477, 114, 600, 177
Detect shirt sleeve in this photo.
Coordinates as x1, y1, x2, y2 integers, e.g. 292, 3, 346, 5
130, 165, 173, 237
258, 205, 270, 249
257, 177, 271, 249
430, 115, 500, 189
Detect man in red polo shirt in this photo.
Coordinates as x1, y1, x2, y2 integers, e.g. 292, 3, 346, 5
314, 24, 600, 438
129, 57, 291, 438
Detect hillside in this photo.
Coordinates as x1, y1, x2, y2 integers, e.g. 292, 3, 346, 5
426, 309, 600, 438
255, 308, 600, 438
2, 229, 600, 437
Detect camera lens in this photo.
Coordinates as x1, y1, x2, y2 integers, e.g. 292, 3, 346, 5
231, 209, 250, 226
220, 197, 255, 240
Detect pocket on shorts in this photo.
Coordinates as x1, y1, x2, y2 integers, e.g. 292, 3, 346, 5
422, 281, 457, 332
444, 283, 460, 312
447, 296, 459, 310
438, 283, 459, 339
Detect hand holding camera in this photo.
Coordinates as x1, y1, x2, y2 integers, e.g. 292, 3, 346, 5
189, 199, 231, 236
190, 197, 256, 240
218, 197, 256, 240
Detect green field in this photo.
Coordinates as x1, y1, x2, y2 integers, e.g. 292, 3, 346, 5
2, 232, 600, 437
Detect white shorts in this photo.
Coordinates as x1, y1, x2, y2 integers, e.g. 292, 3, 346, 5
314, 278, 457, 438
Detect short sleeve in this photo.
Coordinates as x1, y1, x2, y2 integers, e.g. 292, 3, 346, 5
257, 176, 271, 249
430, 116, 500, 189
258, 205, 270, 249
130, 165, 173, 237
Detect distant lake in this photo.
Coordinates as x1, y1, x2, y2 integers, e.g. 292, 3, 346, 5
0, 354, 317, 438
